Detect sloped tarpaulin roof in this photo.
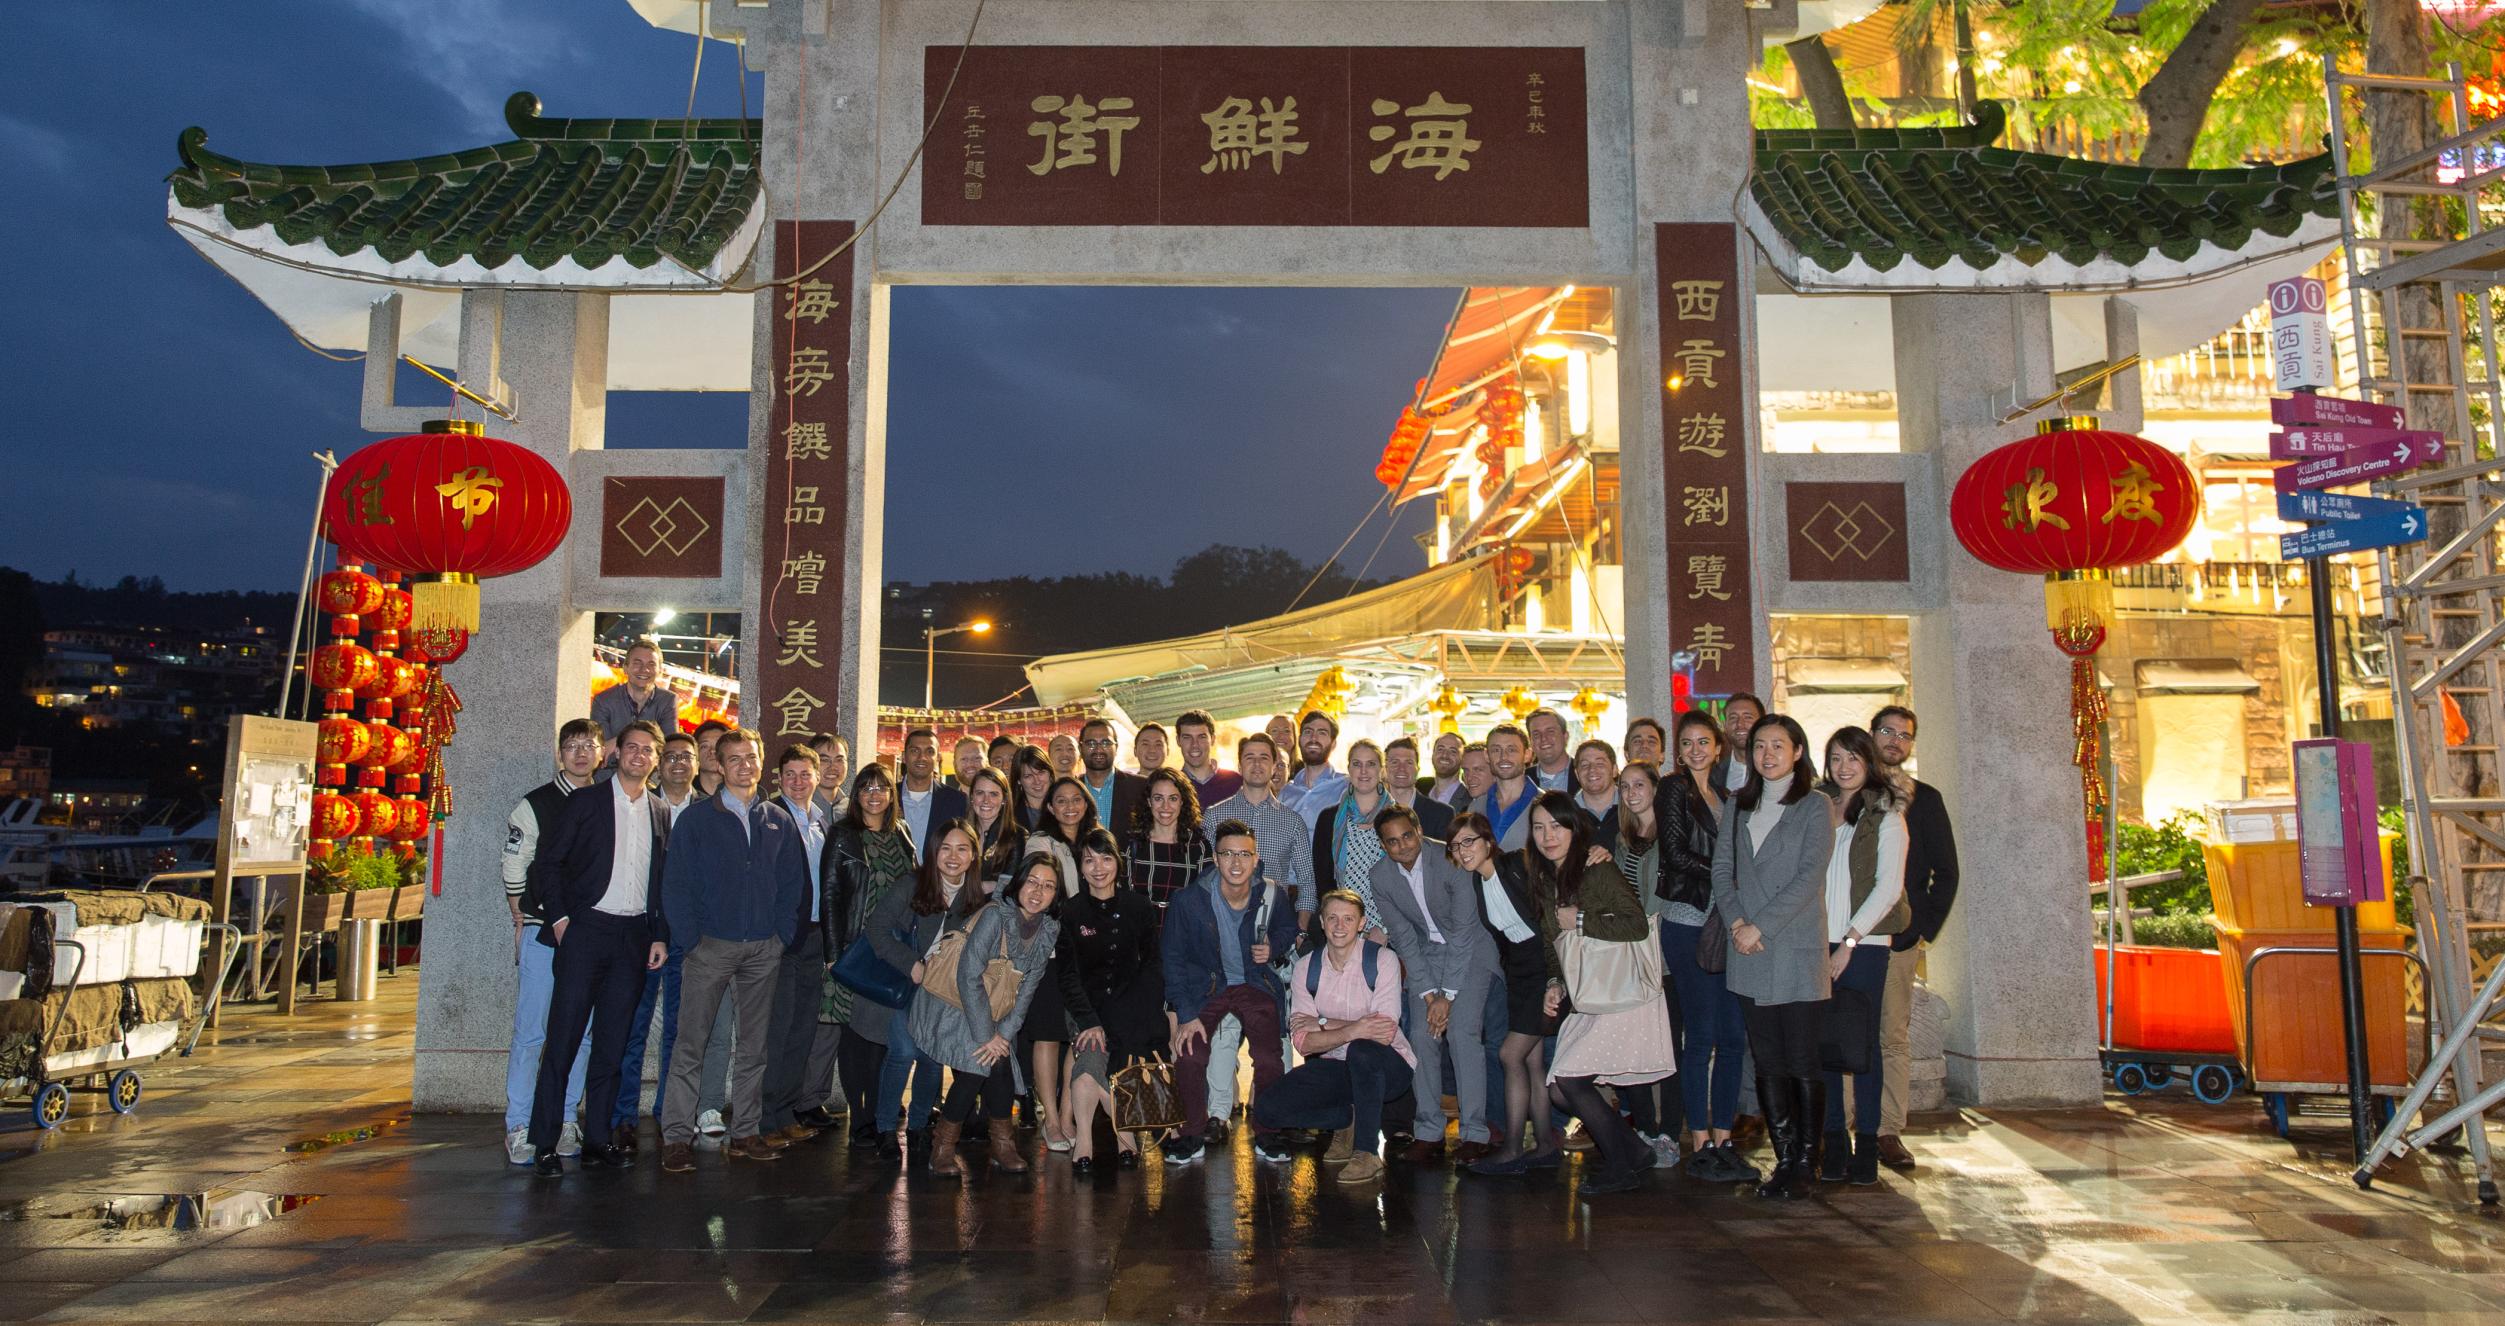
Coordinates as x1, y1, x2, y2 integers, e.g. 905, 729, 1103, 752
1745, 101, 2341, 293
1417, 288, 1569, 410
1024, 558, 1501, 707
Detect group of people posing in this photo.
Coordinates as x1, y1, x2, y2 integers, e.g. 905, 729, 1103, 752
504, 638, 1959, 1198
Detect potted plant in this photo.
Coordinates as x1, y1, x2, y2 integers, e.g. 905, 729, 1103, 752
389, 849, 429, 922
304, 846, 401, 929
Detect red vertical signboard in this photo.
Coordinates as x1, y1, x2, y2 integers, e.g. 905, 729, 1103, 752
1656, 223, 1756, 696
758, 221, 854, 745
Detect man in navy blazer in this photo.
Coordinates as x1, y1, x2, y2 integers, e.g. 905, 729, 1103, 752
1160, 818, 1301, 1166
655, 726, 812, 1172
523, 720, 671, 1173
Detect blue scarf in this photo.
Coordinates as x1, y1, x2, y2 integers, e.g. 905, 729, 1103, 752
1489, 781, 1538, 843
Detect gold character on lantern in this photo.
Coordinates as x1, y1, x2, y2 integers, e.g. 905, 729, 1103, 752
1367, 93, 1481, 180
1028, 94, 1142, 177
2101, 462, 2164, 525
352, 465, 395, 526
433, 466, 502, 531
1202, 96, 1309, 175
2000, 467, 2071, 533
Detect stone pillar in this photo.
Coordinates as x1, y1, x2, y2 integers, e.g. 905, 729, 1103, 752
1621, 0, 1770, 715
414, 289, 608, 1111
1893, 291, 2101, 1106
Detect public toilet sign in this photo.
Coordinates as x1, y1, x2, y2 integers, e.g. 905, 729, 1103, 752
2277, 489, 2423, 524
2292, 738, 2386, 906
2272, 432, 2446, 494
2269, 277, 2335, 391
2272, 391, 2404, 430
2269, 425, 2443, 460
2279, 506, 2428, 558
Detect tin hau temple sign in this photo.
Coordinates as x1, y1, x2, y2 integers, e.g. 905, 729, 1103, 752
923, 45, 1589, 227
758, 221, 853, 743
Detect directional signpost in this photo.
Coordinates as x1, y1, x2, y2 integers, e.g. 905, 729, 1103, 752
2270, 387, 2442, 1162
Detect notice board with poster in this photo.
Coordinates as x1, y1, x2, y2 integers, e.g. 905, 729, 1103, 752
213, 714, 317, 1023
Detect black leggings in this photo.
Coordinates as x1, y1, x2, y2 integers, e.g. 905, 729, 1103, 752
942, 1065, 1015, 1124
836, 1027, 885, 1138
1548, 1074, 1650, 1179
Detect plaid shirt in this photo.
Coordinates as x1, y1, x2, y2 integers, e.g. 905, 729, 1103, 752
1201, 791, 1315, 907
1124, 831, 1212, 907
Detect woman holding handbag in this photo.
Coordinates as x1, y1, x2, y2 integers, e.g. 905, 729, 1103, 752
910, 852, 1064, 1177
1531, 792, 1673, 1196
1451, 811, 1563, 1176
825, 764, 916, 1152
1708, 714, 1835, 1201
1814, 726, 1908, 1187
862, 820, 984, 1162
1019, 776, 1096, 1151
1058, 829, 1167, 1173
1660, 710, 1755, 1183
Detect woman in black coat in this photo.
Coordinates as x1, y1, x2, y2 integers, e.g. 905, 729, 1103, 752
1057, 828, 1167, 1172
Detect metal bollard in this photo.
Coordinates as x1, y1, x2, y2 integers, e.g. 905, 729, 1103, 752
337, 919, 383, 1001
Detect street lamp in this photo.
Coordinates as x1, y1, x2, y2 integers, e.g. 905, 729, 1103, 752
924, 612, 994, 709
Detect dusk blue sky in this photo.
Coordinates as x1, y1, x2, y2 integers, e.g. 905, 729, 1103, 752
1, 1, 1448, 593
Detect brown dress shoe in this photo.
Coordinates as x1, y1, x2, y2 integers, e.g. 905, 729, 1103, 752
1876, 1134, 1917, 1171
727, 1135, 784, 1161
771, 1124, 819, 1147
1729, 1114, 1766, 1152
1400, 1139, 1445, 1165
988, 1119, 1030, 1173
660, 1142, 696, 1173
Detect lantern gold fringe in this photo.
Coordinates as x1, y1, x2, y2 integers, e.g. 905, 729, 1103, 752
2044, 569, 2113, 634
412, 574, 480, 633
2052, 621, 2110, 884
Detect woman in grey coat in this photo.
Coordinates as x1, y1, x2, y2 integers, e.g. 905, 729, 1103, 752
908, 851, 1063, 1176
866, 819, 991, 1161
1708, 713, 1834, 1201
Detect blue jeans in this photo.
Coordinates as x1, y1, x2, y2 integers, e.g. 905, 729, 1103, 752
610, 951, 682, 1131
1824, 943, 1891, 1135
1664, 920, 1747, 1133
505, 925, 588, 1134
875, 1004, 943, 1134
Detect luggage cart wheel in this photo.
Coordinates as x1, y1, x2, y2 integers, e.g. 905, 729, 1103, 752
32, 1081, 69, 1130
108, 1070, 141, 1114
2263, 1091, 2291, 1136
2190, 1064, 2237, 1105
2112, 1062, 2148, 1095
2480, 1179, 2498, 1207
2143, 1065, 2172, 1089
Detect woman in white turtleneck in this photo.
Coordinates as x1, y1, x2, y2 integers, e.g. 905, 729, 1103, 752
1707, 713, 1836, 1201
1814, 726, 1908, 1189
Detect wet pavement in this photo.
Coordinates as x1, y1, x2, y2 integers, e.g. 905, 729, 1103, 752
3, 977, 2502, 1323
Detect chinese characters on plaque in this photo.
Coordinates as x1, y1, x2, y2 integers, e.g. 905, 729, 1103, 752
758, 220, 854, 742
923, 46, 1588, 227
1657, 223, 1756, 696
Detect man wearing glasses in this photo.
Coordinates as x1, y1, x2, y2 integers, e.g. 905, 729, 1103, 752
609, 731, 708, 1148
1161, 819, 1301, 1165
499, 718, 603, 1166
1870, 705, 1959, 1173
1076, 717, 1146, 836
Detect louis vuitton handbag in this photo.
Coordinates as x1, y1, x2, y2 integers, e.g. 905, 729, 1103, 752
1110, 1054, 1184, 1133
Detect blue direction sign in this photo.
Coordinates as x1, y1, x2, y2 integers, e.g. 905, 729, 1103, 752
2273, 432, 2447, 493
2280, 506, 2429, 558
2273, 392, 2404, 430
2277, 490, 2425, 524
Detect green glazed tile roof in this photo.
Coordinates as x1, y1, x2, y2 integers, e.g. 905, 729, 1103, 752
1749, 101, 2338, 275
169, 92, 762, 275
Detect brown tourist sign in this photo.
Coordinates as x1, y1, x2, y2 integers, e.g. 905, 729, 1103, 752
921, 46, 1588, 227
758, 220, 853, 744
1657, 222, 1756, 697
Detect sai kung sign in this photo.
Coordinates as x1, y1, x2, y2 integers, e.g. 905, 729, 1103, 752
922, 45, 1589, 228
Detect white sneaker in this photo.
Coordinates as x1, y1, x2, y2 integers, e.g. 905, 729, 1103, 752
505, 1127, 534, 1166
557, 1121, 583, 1157
1648, 1134, 1682, 1167
696, 1109, 727, 1137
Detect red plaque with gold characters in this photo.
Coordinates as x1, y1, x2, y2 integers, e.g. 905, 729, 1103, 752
923, 46, 1587, 228
1656, 223, 1756, 696
757, 220, 855, 745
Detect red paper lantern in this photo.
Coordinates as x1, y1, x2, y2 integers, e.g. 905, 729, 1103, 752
1948, 417, 2199, 631
361, 721, 417, 773
321, 420, 572, 633
316, 715, 372, 768
351, 790, 400, 841
310, 642, 377, 710
389, 797, 431, 843
317, 565, 385, 634
312, 792, 362, 841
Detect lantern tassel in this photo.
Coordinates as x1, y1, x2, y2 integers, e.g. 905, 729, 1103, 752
2044, 568, 2113, 635
412, 574, 480, 634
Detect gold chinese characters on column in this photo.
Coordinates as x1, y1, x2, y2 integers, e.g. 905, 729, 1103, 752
759, 221, 854, 741
1657, 223, 1757, 695
923, 45, 1587, 227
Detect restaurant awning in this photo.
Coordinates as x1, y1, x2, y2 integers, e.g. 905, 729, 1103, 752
2135, 660, 2262, 695
1786, 659, 1908, 693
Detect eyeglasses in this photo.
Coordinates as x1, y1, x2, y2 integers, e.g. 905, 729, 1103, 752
1876, 725, 1915, 741
1080, 739, 1116, 750
560, 739, 600, 754
662, 752, 694, 763
1215, 848, 1257, 861
1448, 835, 1484, 850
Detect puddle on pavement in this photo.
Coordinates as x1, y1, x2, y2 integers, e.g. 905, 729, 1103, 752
285, 1114, 409, 1152
0, 1188, 319, 1232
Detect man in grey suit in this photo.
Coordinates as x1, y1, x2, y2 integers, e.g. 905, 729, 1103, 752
1367, 802, 1500, 1165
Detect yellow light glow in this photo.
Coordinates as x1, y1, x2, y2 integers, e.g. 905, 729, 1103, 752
970, 621, 993, 634
1666, 374, 1686, 391
1526, 338, 1574, 361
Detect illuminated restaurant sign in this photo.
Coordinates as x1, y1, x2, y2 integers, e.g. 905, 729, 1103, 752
922, 45, 1589, 228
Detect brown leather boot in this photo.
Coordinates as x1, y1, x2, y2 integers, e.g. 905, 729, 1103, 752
988, 1118, 1029, 1173
929, 1117, 963, 1176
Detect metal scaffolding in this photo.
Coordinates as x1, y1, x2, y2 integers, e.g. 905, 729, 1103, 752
2323, 56, 2503, 1204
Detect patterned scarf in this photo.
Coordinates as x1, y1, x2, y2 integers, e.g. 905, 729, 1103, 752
1332, 791, 1386, 917
826, 826, 919, 1024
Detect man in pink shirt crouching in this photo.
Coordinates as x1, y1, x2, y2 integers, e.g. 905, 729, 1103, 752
1253, 889, 1415, 1182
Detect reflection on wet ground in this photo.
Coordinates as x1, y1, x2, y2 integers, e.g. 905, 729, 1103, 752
1, 978, 2501, 1324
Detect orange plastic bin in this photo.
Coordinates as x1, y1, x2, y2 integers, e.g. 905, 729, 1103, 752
2212, 921, 2416, 1134
2092, 945, 2238, 1055
2204, 837, 2399, 934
